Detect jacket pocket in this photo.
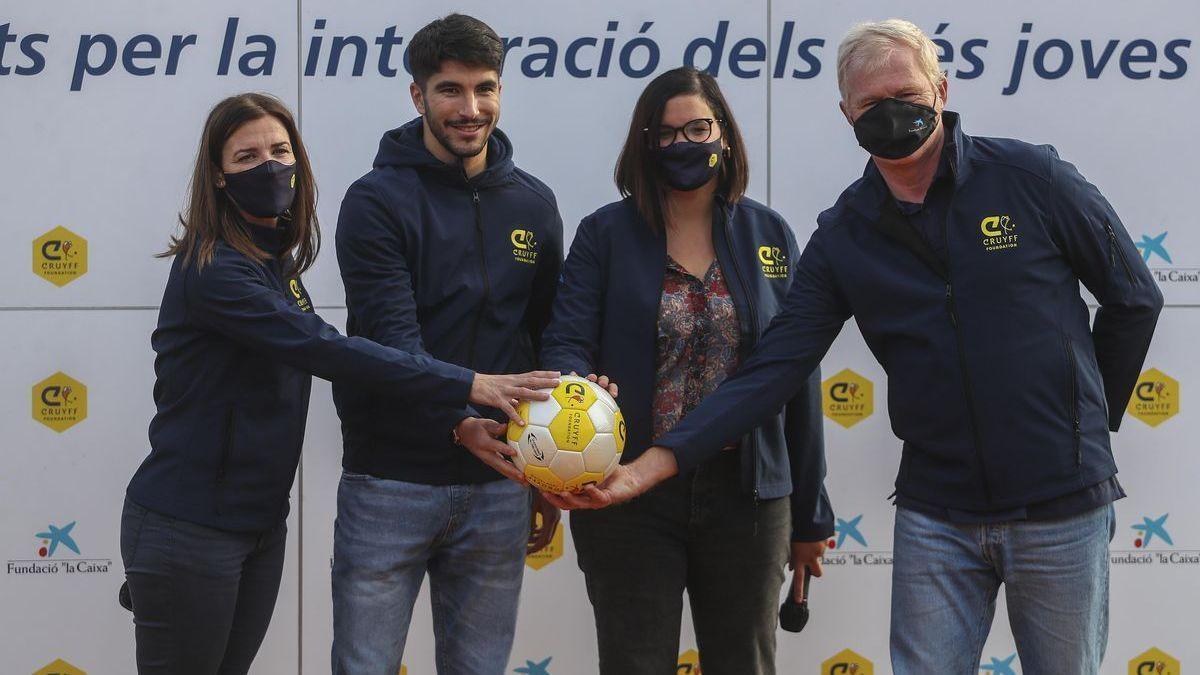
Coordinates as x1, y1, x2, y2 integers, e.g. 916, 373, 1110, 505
1063, 336, 1082, 466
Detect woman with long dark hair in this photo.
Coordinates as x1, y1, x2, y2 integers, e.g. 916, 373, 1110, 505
540, 68, 833, 674
119, 92, 556, 674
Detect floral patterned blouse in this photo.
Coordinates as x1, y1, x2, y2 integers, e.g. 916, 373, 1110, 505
651, 255, 742, 439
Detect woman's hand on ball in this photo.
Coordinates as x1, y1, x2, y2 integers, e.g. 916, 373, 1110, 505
455, 417, 527, 485
470, 371, 560, 424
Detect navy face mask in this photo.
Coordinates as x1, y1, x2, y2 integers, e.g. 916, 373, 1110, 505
654, 138, 723, 191
853, 98, 939, 160
222, 159, 297, 218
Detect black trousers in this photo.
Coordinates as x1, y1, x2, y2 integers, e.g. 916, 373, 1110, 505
120, 497, 286, 675
570, 450, 791, 675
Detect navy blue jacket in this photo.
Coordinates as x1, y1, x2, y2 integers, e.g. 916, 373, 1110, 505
658, 113, 1163, 512
334, 119, 563, 485
541, 196, 833, 540
127, 223, 474, 532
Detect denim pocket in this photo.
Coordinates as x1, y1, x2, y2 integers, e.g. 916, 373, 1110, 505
119, 498, 149, 569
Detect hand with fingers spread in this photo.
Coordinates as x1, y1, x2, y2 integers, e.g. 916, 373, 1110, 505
470, 371, 560, 425
788, 540, 827, 602
527, 491, 561, 555
454, 417, 528, 485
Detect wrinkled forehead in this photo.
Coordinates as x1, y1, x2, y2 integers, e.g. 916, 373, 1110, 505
842, 47, 929, 104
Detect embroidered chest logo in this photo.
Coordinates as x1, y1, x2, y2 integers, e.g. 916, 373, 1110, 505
757, 245, 788, 279
511, 227, 539, 265
980, 215, 1019, 252
289, 278, 313, 312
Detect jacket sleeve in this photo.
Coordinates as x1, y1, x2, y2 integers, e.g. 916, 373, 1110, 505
1046, 150, 1164, 431
779, 226, 834, 542
655, 227, 852, 473
539, 215, 603, 377
184, 253, 474, 405
525, 207, 565, 359
335, 180, 477, 432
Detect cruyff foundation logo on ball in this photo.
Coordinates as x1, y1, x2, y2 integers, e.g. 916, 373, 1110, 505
757, 244, 788, 279
822, 648, 874, 675
1126, 368, 1179, 427
7, 521, 113, 577
979, 214, 1019, 252
511, 227, 539, 265
288, 277, 313, 313
676, 649, 702, 674
822, 368, 873, 429
33, 659, 87, 675
525, 512, 564, 571
33, 226, 88, 287
32, 372, 88, 433
1129, 647, 1179, 675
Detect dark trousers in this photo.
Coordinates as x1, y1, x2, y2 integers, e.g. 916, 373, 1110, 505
570, 450, 790, 675
120, 497, 287, 675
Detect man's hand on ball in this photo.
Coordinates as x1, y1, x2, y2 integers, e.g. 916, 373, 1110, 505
567, 371, 619, 398
469, 371, 560, 425
542, 445, 677, 510
455, 417, 527, 485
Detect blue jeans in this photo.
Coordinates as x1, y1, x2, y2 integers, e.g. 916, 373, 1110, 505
891, 504, 1115, 675
331, 472, 531, 675
120, 497, 286, 675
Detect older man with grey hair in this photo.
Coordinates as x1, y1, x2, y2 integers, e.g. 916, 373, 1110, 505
564, 17, 1164, 675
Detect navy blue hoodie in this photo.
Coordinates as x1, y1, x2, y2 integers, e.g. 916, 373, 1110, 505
334, 118, 563, 485
658, 113, 1163, 512
127, 223, 474, 532
541, 196, 833, 541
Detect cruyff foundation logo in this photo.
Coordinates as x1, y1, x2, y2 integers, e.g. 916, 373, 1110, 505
980, 214, 1019, 252
33, 226, 89, 287
822, 368, 873, 428
677, 649, 702, 674
1127, 368, 1179, 427
32, 372, 88, 433
1128, 647, 1179, 675
288, 278, 312, 312
822, 648, 873, 675
511, 227, 539, 265
757, 244, 788, 279
524, 511, 564, 571
33, 659, 87, 675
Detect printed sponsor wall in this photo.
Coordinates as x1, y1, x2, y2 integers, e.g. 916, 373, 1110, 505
1, 1, 1196, 673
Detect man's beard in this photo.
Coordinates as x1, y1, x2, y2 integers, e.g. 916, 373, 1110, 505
429, 115, 495, 159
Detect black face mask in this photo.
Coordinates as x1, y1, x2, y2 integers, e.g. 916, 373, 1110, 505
222, 160, 297, 218
853, 98, 939, 160
654, 138, 723, 191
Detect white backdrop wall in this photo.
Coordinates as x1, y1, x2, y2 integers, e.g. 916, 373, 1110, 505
1, 2, 1196, 673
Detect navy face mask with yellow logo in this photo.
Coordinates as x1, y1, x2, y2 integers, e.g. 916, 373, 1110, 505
853, 98, 939, 160
223, 159, 298, 218
654, 138, 723, 192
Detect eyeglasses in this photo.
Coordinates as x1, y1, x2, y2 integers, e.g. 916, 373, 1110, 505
644, 118, 724, 148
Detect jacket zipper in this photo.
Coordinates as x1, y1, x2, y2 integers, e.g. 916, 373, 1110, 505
1064, 335, 1082, 466
720, 207, 761, 501
1104, 222, 1136, 285
941, 214, 993, 505
465, 179, 491, 370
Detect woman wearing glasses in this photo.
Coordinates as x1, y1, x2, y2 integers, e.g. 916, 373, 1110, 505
539, 67, 833, 674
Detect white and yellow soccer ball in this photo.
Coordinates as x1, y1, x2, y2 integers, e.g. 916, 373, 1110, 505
506, 374, 626, 492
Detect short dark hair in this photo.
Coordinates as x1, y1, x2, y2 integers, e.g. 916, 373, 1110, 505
408, 14, 504, 88
615, 67, 750, 232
